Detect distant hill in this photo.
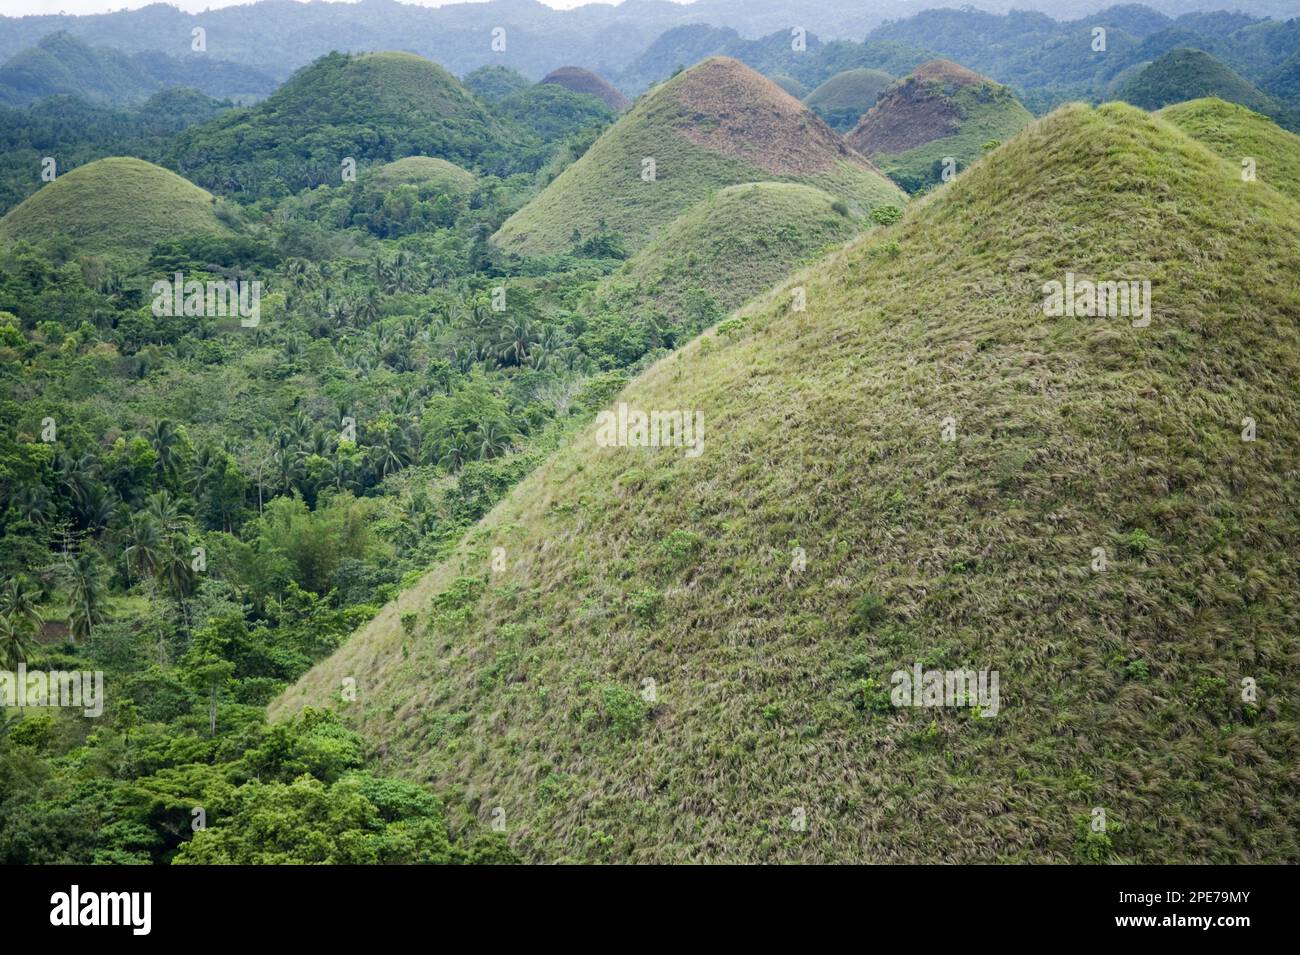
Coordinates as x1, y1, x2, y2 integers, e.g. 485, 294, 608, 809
769, 74, 809, 99
370, 156, 476, 193
0, 31, 273, 107
540, 66, 629, 111
494, 82, 616, 144
848, 59, 1033, 192
1117, 48, 1281, 115
0, 91, 232, 216
804, 68, 893, 131
492, 56, 904, 257
859, 6, 1300, 115
462, 64, 533, 103
169, 51, 523, 199
589, 181, 864, 337
0, 157, 230, 262
1159, 97, 1300, 202
277, 100, 1300, 864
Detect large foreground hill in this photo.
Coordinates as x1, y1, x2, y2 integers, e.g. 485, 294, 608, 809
276, 102, 1300, 863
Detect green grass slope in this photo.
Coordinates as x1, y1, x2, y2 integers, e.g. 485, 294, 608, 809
370, 156, 477, 193
275, 102, 1300, 864
0, 156, 230, 261
492, 57, 904, 257
804, 68, 893, 131
170, 51, 519, 197
589, 182, 864, 336
848, 59, 1033, 194
1117, 49, 1278, 115
1158, 98, 1300, 202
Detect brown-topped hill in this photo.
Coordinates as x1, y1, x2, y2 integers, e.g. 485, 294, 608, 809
539, 65, 630, 111
671, 56, 867, 176
492, 56, 905, 256
848, 59, 989, 157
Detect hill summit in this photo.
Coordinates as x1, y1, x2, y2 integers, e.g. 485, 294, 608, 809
1117, 48, 1280, 116
0, 157, 230, 262
170, 51, 517, 198
492, 56, 904, 256
540, 66, 629, 111
848, 59, 1033, 192
588, 181, 860, 337
1157, 97, 1300, 203
275, 102, 1300, 863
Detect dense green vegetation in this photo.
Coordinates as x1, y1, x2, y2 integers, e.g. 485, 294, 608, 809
0, 31, 275, 108
278, 101, 1300, 864
494, 84, 616, 144
463, 65, 534, 104
0, 89, 233, 217
0, 52, 644, 862
3, 7, 1298, 868
169, 52, 531, 200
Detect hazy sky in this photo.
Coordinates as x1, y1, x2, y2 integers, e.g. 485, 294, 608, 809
0, 1, 650, 17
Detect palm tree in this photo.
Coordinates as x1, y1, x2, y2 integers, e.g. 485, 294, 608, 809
0, 576, 44, 636
438, 433, 473, 473
0, 615, 37, 671
122, 510, 163, 585
148, 419, 184, 484
369, 427, 412, 478
77, 484, 116, 533
11, 484, 52, 524
270, 446, 305, 495
497, 318, 536, 367
62, 545, 107, 643
57, 451, 97, 511
475, 422, 514, 461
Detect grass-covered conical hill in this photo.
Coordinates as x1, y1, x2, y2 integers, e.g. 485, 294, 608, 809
804, 68, 893, 131
1117, 49, 1279, 116
539, 66, 629, 112
1158, 98, 1300, 202
492, 56, 904, 257
369, 156, 477, 193
274, 102, 1300, 864
170, 51, 519, 198
0, 157, 231, 262
588, 181, 864, 337
848, 59, 1033, 193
